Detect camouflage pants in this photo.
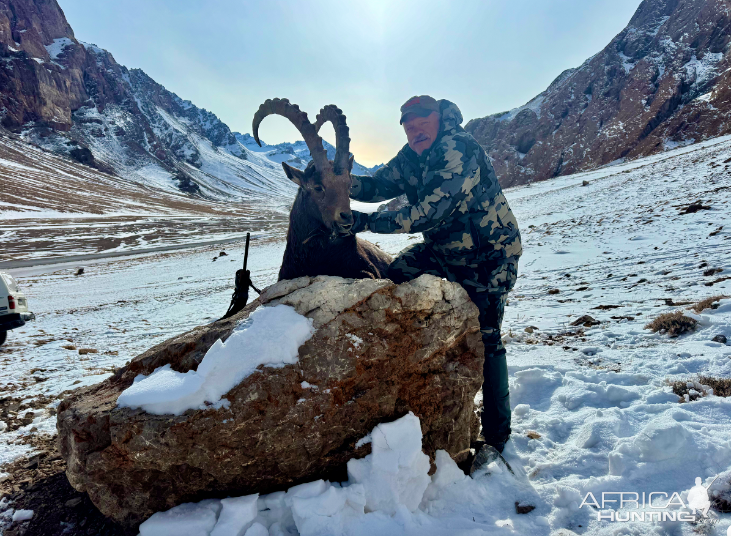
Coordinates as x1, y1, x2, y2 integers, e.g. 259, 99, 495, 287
387, 242, 519, 444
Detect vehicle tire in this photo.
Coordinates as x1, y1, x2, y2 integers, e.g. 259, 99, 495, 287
0, 330, 6, 346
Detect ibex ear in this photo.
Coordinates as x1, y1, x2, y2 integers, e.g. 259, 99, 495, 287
348, 154, 354, 172
282, 162, 305, 186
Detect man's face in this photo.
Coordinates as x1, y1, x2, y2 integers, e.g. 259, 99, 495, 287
403, 112, 440, 156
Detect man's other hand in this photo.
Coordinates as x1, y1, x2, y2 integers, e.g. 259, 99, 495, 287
351, 210, 370, 233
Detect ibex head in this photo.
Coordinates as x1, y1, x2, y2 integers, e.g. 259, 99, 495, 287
253, 99, 355, 238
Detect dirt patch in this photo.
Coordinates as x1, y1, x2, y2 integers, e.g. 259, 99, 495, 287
570, 315, 600, 327
0, 434, 131, 536
704, 276, 731, 287
662, 298, 694, 306
676, 200, 711, 214
0, 396, 56, 434
644, 311, 697, 337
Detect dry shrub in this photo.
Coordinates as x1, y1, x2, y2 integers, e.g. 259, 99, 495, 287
644, 311, 697, 337
689, 295, 729, 313
670, 376, 731, 402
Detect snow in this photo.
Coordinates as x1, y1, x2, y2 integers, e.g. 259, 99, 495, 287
11, 509, 33, 522
44, 37, 73, 60
346, 413, 431, 514
210, 496, 259, 536
117, 304, 314, 415
1, 136, 730, 534
618, 51, 636, 75
139, 500, 221, 536
78, 41, 105, 55
682, 52, 724, 88
498, 94, 546, 122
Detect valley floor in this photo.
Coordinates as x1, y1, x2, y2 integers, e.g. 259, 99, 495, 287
0, 137, 729, 535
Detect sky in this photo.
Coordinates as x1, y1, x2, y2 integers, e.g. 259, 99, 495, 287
59, 0, 643, 167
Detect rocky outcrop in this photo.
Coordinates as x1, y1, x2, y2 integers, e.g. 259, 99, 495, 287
57, 275, 483, 527
466, 0, 730, 187
0, 0, 286, 199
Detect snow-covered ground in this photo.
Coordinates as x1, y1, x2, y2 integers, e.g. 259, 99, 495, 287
1, 136, 730, 534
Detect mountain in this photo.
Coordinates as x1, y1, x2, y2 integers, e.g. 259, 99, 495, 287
233, 132, 381, 176
465, 0, 730, 187
0, 0, 373, 206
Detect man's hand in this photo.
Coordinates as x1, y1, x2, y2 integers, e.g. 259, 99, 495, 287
351, 210, 370, 234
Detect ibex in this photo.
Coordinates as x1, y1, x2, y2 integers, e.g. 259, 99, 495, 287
252, 99, 392, 281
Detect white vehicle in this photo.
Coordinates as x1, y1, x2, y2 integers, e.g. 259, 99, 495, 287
0, 272, 35, 346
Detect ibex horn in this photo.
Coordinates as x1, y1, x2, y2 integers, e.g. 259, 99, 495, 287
252, 98, 328, 170
314, 105, 351, 174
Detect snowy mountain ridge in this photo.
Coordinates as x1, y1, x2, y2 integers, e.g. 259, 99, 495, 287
0, 0, 375, 205
233, 132, 382, 176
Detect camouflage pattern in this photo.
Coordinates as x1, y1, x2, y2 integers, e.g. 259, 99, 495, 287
350, 99, 522, 265
387, 242, 518, 445
387, 243, 518, 353
350, 98, 522, 448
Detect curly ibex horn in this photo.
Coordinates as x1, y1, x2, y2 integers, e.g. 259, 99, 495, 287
314, 105, 351, 174
252, 98, 329, 171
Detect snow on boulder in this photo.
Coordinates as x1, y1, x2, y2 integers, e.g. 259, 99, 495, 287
117, 305, 315, 415
57, 274, 484, 528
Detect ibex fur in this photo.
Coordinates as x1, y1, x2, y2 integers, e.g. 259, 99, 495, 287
252, 99, 391, 281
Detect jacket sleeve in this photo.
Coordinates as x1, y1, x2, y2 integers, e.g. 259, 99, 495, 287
366, 144, 480, 234
350, 154, 405, 203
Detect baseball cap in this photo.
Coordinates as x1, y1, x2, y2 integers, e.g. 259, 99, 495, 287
399, 95, 440, 124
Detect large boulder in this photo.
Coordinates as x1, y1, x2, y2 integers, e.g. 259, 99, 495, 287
57, 274, 484, 527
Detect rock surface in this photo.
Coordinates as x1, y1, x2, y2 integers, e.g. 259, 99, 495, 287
57, 275, 483, 527
465, 0, 730, 187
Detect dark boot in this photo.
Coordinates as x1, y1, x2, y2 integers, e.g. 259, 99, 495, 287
481, 346, 511, 452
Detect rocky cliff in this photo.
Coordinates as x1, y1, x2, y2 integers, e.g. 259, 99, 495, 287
466, 0, 730, 187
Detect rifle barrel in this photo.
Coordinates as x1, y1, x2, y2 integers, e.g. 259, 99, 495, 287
243, 232, 250, 270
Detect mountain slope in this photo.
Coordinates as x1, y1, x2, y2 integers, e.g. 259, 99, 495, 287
0, 0, 374, 206
465, 0, 730, 187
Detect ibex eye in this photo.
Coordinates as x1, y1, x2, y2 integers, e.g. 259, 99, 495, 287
314, 186, 324, 193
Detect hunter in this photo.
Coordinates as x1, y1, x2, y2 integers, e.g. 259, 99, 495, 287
349, 95, 522, 453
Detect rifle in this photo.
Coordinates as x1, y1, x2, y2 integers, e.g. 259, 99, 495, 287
221, 232, 261, 320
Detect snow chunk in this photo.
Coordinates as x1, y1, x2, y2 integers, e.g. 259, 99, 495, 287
117, 305, 315, 415
210, 495, 258, 536
11, 509, 33, 522
291, 484, 366, 534
346, 412, 431, 514
140, 500, 221, 536
632, 417, 690, 461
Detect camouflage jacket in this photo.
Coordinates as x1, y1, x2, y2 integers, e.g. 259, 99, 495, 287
350, 100, 522, 265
